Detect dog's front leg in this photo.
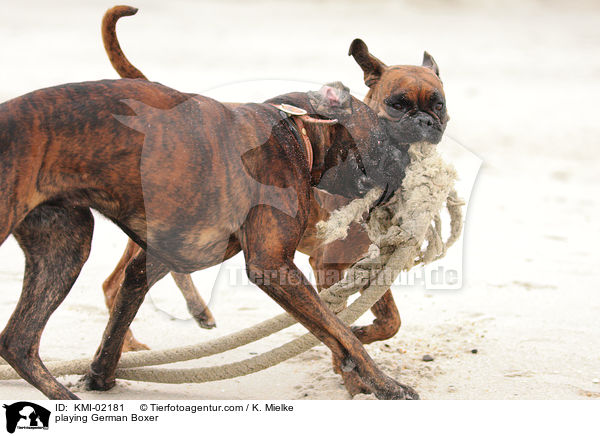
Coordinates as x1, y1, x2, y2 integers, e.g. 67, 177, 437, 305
83, 250, 169, 391
239, 207, 418, 400
309, 251, 401, 395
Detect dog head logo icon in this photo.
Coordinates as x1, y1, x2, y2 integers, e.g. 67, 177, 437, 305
3, 402, 50, 433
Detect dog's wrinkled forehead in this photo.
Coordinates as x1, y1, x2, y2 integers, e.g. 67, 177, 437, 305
377, 66, 445, 104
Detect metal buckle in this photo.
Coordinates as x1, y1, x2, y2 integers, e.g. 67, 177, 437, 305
271, 103, 307, 116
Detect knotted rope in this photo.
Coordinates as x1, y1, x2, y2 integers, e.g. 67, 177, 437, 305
0, 142, 463, 384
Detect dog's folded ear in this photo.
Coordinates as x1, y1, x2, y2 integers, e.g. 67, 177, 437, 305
321, 83, 345, 108
422, 51, 440, 77
348, 39, 387, 88
309, 82, 352, 116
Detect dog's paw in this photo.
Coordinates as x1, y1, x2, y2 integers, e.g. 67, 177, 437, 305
375, 379, 420, 400
350, 325, 367, 339
79, 372, 116, 392
397, 383, 420, 400
193, 313, 217, 330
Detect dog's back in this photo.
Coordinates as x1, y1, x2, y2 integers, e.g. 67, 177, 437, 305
0, 80, 187, 242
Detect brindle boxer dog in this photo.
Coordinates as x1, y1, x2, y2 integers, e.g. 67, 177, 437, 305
0, 60, 415, 398
101, 7, 402, 357
100, 8, 448, 387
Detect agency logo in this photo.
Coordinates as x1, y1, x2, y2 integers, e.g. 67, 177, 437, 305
2, 402, 50, 433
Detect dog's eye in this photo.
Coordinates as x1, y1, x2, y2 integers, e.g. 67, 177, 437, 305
435, 102, 444, 111
385, 95, 410, 112
386, 101, 406, 112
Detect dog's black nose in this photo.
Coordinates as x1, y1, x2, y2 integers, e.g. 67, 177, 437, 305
415, 113, 433, 127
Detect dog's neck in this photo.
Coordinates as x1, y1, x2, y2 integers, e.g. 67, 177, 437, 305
292, 98, 342, 185
302, 121, 338, 185
269, 102, 339, 185
264, 95, 342, 185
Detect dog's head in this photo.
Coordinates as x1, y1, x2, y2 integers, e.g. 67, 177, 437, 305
307, 84, 408, 200
349, 39, 449, 146
266, 84, 408, 201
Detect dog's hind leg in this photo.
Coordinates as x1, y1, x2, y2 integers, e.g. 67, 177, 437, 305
309, 238, 402, 346
0, 203, 94, 400
313, 260, 401, 345
352, 290, 400, 344
102, 239, 151, 352
171, 272, 216, 329
83, 250, 169, 391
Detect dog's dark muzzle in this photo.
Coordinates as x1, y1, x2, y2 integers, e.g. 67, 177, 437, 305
317, 139, 410, 202
384, 113, 445, 145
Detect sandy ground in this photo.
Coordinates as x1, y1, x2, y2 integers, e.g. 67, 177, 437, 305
0, 0, 599, 400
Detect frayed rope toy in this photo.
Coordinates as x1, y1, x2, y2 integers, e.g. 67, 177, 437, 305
0, 143, 464, 384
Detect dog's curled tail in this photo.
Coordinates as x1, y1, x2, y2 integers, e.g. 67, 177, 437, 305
102, 5, 148, 80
